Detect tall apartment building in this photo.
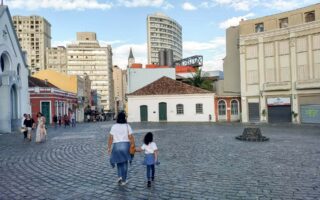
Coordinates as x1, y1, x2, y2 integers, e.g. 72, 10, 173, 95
67, 32, 114, 111
113, 66, 125, 114
239, 3, 320, 124
46, 46, 67, 74
147, 13, 182, 64
12, 15, 51, 73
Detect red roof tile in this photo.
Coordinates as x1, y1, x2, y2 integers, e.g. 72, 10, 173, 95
128, 76, 212, 96
28, 76, 58, 88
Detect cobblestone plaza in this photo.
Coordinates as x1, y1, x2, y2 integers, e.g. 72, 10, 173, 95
0, 122, 319, 199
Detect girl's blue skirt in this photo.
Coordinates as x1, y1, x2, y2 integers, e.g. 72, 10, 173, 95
110, 142, 132, 167
143, 154, 155, 165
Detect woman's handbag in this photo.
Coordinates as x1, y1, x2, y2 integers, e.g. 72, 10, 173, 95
127, 125, 135, 155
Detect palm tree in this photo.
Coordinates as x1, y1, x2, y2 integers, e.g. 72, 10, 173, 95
187, 68, 213, 91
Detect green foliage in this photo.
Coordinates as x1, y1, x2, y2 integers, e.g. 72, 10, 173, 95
187, 68, 213, 91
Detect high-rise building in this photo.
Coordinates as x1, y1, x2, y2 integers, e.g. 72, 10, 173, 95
46, 46, 67, 74
147, 13, 182, 64
67, 32, 114, 111
12, 15, 51, 73
113, 66, 125, 114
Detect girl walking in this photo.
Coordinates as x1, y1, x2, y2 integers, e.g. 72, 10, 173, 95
136, 132, 158, 187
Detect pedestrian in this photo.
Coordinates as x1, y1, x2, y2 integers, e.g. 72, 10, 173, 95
23, 114, 35, 141
87, 114, 90, 122
35, 112, 47, 143
71, 112, 76, 127
58, 114, 62, 127
107, 112, 133, 186
136, 132, 159, 187
53, 114, 58, 129
64, 114, 70, 128
21, 113, 28, 139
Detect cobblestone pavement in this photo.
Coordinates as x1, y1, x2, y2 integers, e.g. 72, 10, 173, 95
0, 122, 320, 200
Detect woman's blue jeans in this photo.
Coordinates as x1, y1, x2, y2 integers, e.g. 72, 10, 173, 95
146, 165, 155, 181
117, 161, 128, 181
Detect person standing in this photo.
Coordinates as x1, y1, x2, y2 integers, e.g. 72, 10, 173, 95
36, 112, 47, 143
107, 112, 133, 186
58, 114, 62, 127
71, 112, 76, 127
53, 115, 58, 129
23, 114, 35, 141
136, 132, 159, 187
21, 113, 28, 140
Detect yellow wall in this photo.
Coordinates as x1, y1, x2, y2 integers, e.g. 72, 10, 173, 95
32, 69, 78, 93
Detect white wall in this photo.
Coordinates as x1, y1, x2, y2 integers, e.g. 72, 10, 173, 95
127, 68, 176, 93
128, 94, 215, 122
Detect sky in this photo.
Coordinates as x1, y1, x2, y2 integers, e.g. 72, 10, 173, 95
6, 0, 320, 71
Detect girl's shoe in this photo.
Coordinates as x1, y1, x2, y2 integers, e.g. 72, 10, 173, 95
147, 181, 151, 187
117, 177, 122, 185
121, 180, 128, 186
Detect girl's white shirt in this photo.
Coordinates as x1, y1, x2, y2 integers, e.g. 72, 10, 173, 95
141, 142, 158, 154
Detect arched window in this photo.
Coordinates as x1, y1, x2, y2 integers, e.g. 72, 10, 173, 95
17, 64, 21, 76
1, 55, 5, 72
176, 104, 184, 115
0, 53, 10, 72
218, 100, 226, 115
305, 11, 315, 22
231, 100, 239, 115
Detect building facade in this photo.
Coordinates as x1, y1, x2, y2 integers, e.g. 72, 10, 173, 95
12, 15, 51, 73
29, 77, 77, 124
0, 5, 30, 133
32, 69, 91, 122
113, 66, 125, 114
46, 46, 67, 73
239, 3, 320, 124
67, 32, 114, 111
147, 13, 182, 64
128, 77, 215, 122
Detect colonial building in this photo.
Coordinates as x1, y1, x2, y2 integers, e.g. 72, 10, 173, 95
0, 5, 30, 133
29, 77, 77, 124
67, 32, 113, 111
239, 3, 320, 124
127, 77, 215, 122
32, 69, 91, 122
12, 15, 51, 74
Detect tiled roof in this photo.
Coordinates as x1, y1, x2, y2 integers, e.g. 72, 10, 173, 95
128, 76, 212, 96
28, 76, 58, 88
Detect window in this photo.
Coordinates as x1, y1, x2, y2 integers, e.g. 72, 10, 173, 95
17, 64, 20, 76
176, 104, 184, 115
305, 11, 315, 23
231, 100, 239, 115
218, 100, 226, 115
279, 18, 288, 28
196, 104, 203, 114
255, 23, 264, 32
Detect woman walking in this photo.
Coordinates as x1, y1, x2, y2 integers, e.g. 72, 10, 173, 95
107, 112, 133, 186
23, 114, 35, 141
36, 112, 47, 143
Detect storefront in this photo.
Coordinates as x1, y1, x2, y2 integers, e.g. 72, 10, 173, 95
267, 97, 291, 123
299, 95, 320, 124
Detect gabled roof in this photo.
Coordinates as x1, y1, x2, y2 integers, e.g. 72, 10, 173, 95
28, 76, 58, 88
128, 76, 212, 96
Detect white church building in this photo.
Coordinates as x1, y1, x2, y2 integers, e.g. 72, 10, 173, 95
0, 5, 30, 133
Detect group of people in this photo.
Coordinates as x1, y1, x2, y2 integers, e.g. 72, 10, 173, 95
108, 112, 159, 188
52, 112, 76, 128
22, 112, 47, 143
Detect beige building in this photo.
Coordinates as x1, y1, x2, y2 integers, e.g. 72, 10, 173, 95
239, 3, 320, 124
12, 15, 51, 73
46, 46, 67, 73
67, 32, 114, 111
147, 13, 182, 64
113, 66, 125, 114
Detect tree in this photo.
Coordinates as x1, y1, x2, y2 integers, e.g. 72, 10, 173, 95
187, 68, 213, 91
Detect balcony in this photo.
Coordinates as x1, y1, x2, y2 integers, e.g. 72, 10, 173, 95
263, 82, 291, 91
296, 79, 320, 90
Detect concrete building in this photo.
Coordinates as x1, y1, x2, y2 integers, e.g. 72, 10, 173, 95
29, 77, 77, 124
67, 32, 114, 111
147, 13, 182, 64
46, 46, 67, 73
239, 3, 320, 124
127, 67, 176, 93
12, 15, 51, 73
128, 77, 215, 122
113, 66, 125, 114
32, 69, 91, 122
0, 5, 30, 133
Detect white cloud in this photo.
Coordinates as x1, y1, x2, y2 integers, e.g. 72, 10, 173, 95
7, 0, 113, 10
112, 43, 147, 69
219, 13, 254, 29
263, 0, 300, 11
117, 0, 173, 9
52, 40, 72, 47
182, 2, 197, 10
183, 37, 225, 54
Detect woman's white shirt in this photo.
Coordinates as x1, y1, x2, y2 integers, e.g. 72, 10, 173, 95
110, 123, 132, 143
141, 142, 158, 154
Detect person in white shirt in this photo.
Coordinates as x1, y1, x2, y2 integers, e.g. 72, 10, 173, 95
136, 132, 159, 188
107, 112, 133, 186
